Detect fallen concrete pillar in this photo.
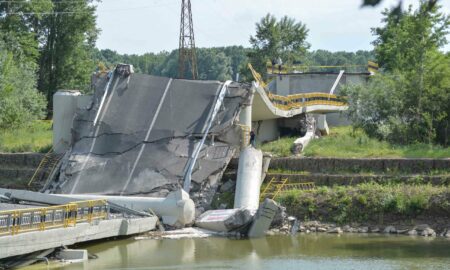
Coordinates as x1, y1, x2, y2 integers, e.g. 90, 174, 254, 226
234, 146, 263, 210
248, 199, 280, 238
293, 130, 315, 153
57, 189, 195, 228
0, 188, 194, 228
195, 208, 253, 232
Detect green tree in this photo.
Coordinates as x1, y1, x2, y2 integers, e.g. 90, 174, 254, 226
38, 0, 99, 108
197, 50, 232, 81
248, 14, 309, 76
0, 39, 47, 129
344, 2, 449, 145
0, 0, 53, 64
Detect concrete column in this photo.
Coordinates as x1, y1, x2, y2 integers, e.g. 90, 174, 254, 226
53, 91, 81, 154
234, 147, 263, 210
53, 91, 92, 154
317, 115, 329, 135
239, 86, 255, 148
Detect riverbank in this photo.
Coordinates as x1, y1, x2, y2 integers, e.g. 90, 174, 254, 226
276, 182, 450, 236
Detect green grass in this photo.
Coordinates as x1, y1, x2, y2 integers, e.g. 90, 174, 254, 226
0, 120, 53, 153
260, 136, 297, 157
260, 126, 450, 158
278, 182, 450, 224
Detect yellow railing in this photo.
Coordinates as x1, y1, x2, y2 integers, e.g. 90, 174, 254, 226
266, 61, 378, 74
260, 177, 288, 201
260, 177, 316, 201
0, 199, 108, 237
247, 63, 347, 111
267, 92, 347, 111
28, 147, 63, 188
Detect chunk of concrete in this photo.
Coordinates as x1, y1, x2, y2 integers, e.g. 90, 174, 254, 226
195, 208, 253, 232
56, 249, 88, 262
248, 199, 280, 238
220, 180, 235, 193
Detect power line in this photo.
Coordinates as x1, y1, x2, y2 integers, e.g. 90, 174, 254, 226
0, 1, 178, 15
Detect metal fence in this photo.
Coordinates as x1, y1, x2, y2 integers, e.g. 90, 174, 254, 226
0, 200, 109, 237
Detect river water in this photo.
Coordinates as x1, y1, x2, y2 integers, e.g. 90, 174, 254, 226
26, 234, 450, 270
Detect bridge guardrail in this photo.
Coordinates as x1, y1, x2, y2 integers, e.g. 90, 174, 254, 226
267, 92, 347, 111
0, 199, 109, 237
247, 63, 348, 110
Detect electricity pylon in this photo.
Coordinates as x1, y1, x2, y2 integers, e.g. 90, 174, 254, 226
178, 0, 198, 79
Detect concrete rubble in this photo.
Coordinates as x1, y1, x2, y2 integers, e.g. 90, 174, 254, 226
195, 208, 254, 233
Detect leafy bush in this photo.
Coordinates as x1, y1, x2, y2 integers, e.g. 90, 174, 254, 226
0, 41, 47, 129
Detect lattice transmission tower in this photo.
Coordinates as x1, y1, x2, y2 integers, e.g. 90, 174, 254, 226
178, 0, 198, 79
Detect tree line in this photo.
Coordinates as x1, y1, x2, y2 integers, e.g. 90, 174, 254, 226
94, 47, 375, 82
0, 0, 448, 146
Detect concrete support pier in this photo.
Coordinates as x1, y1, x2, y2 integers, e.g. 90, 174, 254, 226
234, 147, 263, 210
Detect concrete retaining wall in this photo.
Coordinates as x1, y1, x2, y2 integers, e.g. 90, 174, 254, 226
269, 157, 450, 174
266, 173, 450, 186
0, 153, 45, 190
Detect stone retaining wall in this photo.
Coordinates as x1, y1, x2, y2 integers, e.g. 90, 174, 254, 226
266, 173, 450, 186
269, 157, 450, 173
0, 153, 45, 190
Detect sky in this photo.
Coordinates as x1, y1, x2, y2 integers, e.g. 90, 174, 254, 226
95, 0, 450, 55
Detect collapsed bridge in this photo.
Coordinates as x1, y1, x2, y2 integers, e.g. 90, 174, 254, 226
48, 69, 252, 212
0, 65, 350, 261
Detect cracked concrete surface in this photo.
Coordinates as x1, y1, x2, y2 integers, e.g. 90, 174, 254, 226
47, 72, 250, 210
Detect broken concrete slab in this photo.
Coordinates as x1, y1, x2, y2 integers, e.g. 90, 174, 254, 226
49, 73, 251, 199
195, 208, 253, 232
248, 199, 280, 238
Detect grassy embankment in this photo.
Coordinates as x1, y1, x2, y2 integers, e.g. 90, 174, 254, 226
261, 126, 450, 158
278, 183, 450, 225
0, 120, 52, 153
259, 126, 450, 225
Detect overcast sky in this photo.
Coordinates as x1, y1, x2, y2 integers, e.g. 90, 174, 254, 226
95, 0, 450, 54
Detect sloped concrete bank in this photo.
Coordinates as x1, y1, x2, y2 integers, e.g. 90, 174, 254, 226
0, 153, 45, 190
269, 157, 450, 174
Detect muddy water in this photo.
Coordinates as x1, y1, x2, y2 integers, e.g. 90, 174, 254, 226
26, 234, 450, 270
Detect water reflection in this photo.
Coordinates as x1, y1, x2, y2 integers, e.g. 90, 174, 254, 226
24, 234, 450, 270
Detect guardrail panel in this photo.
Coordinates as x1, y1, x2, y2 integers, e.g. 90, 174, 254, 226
0, 199, 109, 237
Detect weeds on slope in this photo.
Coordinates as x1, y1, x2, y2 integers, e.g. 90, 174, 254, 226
0, 120, 52, 153
277, 182, 450, 224
260, 126, 450, 158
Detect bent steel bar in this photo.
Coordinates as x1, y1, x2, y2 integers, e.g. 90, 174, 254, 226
183, 80, 233, 192
93, 69, 116, 126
